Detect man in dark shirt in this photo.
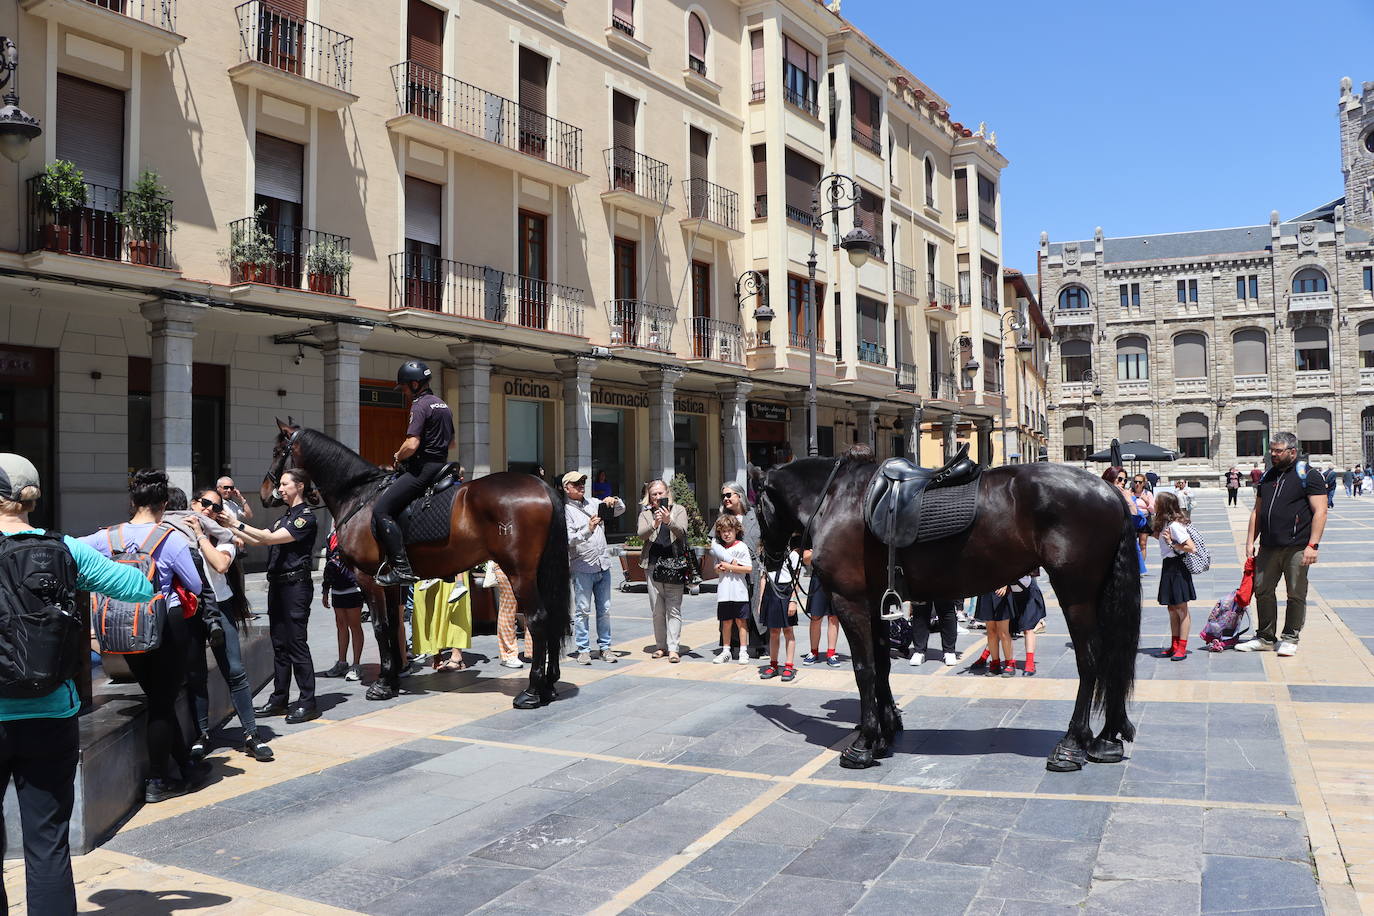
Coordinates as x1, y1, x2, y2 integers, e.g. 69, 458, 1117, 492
372, 360, 454, 586
1238, 432, 1327, 656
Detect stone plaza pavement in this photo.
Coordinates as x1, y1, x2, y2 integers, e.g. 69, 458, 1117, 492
6, 488, 1374, 914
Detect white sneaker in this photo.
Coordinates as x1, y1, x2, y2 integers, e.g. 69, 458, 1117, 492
1235, 638, 1275, 652
944, 652, 958, 666
713, 648, 730, 665
1276, 641, 1298, 657
344, 664, 360, 682
908, 652, 924, 667
737, 649, 750, 665
500, 657, 524, 669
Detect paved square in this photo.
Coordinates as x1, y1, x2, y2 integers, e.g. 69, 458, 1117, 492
6, 491, 1374, 913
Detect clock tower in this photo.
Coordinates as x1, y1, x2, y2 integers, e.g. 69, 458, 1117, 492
1340, 77, 1374, 228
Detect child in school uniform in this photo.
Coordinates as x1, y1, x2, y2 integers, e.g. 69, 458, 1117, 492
1152, 490, 1197, 660
710, 515, 753, 665
758, 548, 800, 681
800, 549, 842, 666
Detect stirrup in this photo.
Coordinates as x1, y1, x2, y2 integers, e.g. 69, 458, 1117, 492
375, 560, 418, 587
879, 592, 911, 622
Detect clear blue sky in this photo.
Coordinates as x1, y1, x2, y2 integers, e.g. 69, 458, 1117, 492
842, 0, 1374, 276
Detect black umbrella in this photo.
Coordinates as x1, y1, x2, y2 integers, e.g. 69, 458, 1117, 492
1087, 440, 1178, 463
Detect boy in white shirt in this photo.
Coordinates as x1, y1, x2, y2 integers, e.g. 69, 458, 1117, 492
710, 515, 753, 664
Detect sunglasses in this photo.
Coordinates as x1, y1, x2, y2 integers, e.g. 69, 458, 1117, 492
218, 484, 234, 490
1115, 476, 1127, 483
199, 498, 224, 511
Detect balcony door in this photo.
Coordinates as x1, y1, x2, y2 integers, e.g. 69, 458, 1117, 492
691, 261, 711, 358
256, 0, 306, 75
406, 0, 445, 120
611, 92, 637, 190
404, 176, 443, 311
613, 237, 637, 345
518, 210, 548, 329
255, 133, 304, 288
518, 47, 549, 158
55, 74, 125, 260
688, 127, 710, 218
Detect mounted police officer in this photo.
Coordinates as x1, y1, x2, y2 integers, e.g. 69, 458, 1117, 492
372, 360, 454, 586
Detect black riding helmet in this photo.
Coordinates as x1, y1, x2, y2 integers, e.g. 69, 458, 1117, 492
396, 360, 432, 389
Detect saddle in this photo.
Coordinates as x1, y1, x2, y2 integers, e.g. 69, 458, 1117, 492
863, 445, 982, 548
397, 462, 463, 545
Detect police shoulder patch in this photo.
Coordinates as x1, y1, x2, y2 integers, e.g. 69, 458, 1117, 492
294, 517, 307, 529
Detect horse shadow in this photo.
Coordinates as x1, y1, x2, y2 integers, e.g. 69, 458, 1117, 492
84, 889, 231, 914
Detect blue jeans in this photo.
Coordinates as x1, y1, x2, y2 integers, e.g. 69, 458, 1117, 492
188, 603, 257, 738
572, 568, 613, 652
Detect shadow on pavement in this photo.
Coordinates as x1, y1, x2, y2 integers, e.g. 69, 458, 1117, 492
85, 889, 232, 914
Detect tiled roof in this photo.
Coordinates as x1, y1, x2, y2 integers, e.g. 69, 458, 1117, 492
1046, 213, 1371, 264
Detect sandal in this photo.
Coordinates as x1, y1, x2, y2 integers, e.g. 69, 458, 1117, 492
651, 650, 667, 659
436, 658, 467, 672
668, 653, 680, 663
759, 665, 779, 679
780, 664, 796, 682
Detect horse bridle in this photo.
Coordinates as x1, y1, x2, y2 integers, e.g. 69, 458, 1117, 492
264, 427, 303, 490
760, 458, 844, 602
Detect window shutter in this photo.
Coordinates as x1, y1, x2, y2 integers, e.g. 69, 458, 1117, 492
273, 0, 306, 15
255, 133, 304, 204
1172, 333, 1206, 378
1063, 418, 1091, 448
1177, 414, 1208, 439
1296, 409, 1330, 441
1116, 336, 1146, 359
1119, 415, 1150, 442
56, 75, 125, 195
752, 144, 767, 207
405, 176, 443, 245
750, 30, 763, 85
1232, 329, 1268, 375
1236, 410, 1267, 432
518, 48, 548, 114
612, 92, 636, 151
1294, 326, 1327, 351
407, 0, 444, 70
688, 14, 706, 58
784, 149, 820, 215
1360, 321, 1374, 353
689, 128, 709, 184
612, 0, 633, 23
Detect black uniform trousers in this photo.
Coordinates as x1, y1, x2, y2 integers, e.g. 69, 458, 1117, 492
373, 459, 448, 528
0, 715, 80, 916
267, 578, 315, 707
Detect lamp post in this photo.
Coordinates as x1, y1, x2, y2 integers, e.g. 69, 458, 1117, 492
0, 37, 42, 163
943, 335, 980, 459
996, 310, 1034, 465
803, 174, 875, 457
736, 269, 771, 344
1077, 367, 1102, 469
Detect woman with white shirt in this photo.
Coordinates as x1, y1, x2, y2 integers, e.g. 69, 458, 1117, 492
1151, 490, 1197, 661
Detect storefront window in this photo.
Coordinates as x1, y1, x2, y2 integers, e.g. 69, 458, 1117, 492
506, 399, 547, 477
591, 407, 629, 533
674, 415, 703, 500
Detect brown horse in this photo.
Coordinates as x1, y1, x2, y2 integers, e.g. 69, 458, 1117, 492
261, 419, 570, 708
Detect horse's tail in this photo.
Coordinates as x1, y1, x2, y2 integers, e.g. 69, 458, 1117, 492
534, 479, 572, 644
1092, 511, 1142, 739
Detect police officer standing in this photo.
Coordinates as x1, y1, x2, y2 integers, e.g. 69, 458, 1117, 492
233, 468, 321, 723
372, 360, 454, 586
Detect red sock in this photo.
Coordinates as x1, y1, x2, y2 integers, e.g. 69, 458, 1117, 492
826, 649, 836, 658
976, 648, 991, 664
1025, 652, 1035, 666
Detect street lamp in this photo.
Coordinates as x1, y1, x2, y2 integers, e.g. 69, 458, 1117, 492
804, 174, 875, 457
1077, 367, 1102, 469
994, 310, 1035, 465
736, 269, 771, 344
0, 38, 41, 163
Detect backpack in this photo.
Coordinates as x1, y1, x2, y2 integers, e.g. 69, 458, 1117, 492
1181, 524, 1210, 575
1200, 589, 1249, 651
92, 524, 173, 655
887, 615, 913, 655
0, 531, 82, 698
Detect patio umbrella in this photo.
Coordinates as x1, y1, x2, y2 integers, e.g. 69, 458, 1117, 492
1087, 440, 1178, 463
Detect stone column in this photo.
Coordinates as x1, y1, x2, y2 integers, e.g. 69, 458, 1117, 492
858, 401, 880, 451
717, 379, 753, 487
642, 369, 683, 482
785, 390, 808, 459
556, 356, 595, 480
448, 342, 496, 478
139, 300, 207, 494
900, 405, 921, 461
944, 411, 962, 461
314, 323, 373, 451
976, 419, 994, 464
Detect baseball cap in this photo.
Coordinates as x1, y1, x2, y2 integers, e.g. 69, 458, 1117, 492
0, 453, 41, 501
560, 471, 588, 486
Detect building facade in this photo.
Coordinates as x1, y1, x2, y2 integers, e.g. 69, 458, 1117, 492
0, 0, 1012, 534
1039, 78, 1374, 484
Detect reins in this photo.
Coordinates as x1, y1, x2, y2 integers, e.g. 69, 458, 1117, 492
761, 457, 845, 603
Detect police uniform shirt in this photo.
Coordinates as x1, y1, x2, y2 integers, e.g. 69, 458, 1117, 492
407, 391, 454, 462
267, 503, 318, 576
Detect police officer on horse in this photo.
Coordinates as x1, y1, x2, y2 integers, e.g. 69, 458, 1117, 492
372, 360, 454, 586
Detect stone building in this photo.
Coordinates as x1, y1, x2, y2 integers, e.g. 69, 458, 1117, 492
1039, 78, 1374, 484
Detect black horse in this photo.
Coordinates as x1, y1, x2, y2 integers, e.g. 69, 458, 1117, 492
753, 453, 1141, 772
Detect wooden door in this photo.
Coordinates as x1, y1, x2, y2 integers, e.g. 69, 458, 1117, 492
359, 379, 410, 468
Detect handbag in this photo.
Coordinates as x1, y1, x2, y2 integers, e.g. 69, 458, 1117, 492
650, 538, 692, 584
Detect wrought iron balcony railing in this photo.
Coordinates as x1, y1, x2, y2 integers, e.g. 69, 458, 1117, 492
982, 291, 999, 312
611, 10, 635, 36
607, 299, 675, 352
931, 372, 959, 400
229, 218, 351, 295
690, 317, 744, 364
604, 146, 671, 202
750, 82, 766, 102
783, 86, 819, 117
389, 253, 585, 336
930, 280, 956, 308
26, 176, 173, 269
393, 62, 583, 173
688, 56, 707, 77
751, 194, 815, 226
956, 207, 969, 221
897, 362, 918, 391
235, 1, 353, 93
684, 178, 738, 230
788, 330, 827, 352
852, 127, 882, 155
858, 341, 888, 366
979, 210, 997, 231
85, 0, 177, 30
893, 262, 919, 298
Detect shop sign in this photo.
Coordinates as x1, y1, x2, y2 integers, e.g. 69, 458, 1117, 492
502, 377, 554, 400
0, 350, 38, 379
747, 401, 789, 422
674, 396, 710, 415
591, 387, 651, 409
359, 383, 404, 408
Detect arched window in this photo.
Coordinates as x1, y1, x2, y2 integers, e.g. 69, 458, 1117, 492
1297, 407, 1332, 455
1176, 412, 1209, 458
1173, 332, 1207, 378
1360, 321, 1374, 369
1292, 267, 1328, 293
1294, 326, 1330, 372
924, 157, 935, 208
1119, 414, 1150, 443
1236, 409, 1269, 457
1060, 338, 1091, 382
1063, 416, 1093, 463
687, 12, 707, 75
1232, 328, 1268, 376
1115, 335, 1149, 380
1058, 286, 1089, 311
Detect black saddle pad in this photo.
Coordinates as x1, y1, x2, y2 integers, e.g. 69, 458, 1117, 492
913, 477, 980, 542
398, 485, 459, 545
863, 453, 982, 547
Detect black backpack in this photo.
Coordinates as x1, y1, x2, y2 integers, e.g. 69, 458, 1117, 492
0, 531, 82, 698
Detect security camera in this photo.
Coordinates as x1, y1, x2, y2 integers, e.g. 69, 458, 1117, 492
589, 346, 613, 359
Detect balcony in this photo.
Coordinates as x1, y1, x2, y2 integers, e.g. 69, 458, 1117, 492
230, 1, 355, 110
689, 317, 744, 364
896, 362, 918, 391
605, 11, 651, 56
1052, 307, 1094, 328
607, 300, 675, 352
20, 0, 183, 54
388, 254, 584, 336
1234, 373, 1270, 395
750, 83, 766, 103
852, 127, 882, 156
1116, 379, 1149, 399
930, 372, 959, 401
388, 62, 585, 186
858, 341, 888, 366
893, 263, 920, 303
1295, 369, 1332, 392
603, 146, 673, 216
978, 210, 997, 231
24, 177, 176, 277
783, 87, 819, 119
1173, 377, 1209, 397
788, 330, 827, 353
1289, 291, 1333, 312
680, 179, 743, 241
981, 292, 999, 313
228, 218, 351, 297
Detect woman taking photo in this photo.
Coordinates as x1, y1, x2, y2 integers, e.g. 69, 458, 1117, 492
638, 479, 689, 660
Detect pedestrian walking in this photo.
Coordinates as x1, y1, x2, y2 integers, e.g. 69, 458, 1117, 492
1, 453, 154, 915
801, 549, 843, 666
1153, 490, 1198, 660
1249, 466, 1263, 491
758, 550, 799, 681
1356, 464, 1365, 497
489, 562, 525, 668
1325, 465, 1337, 508
1172, 478, 1194, 515
1342, 466, 1354, 498
320, 532, 365, 682
1225, 466, 1242, 506
709, 514, 752, 667
1237, 433, 1327, 656
564, 471, 625, 663
638, 478, 688, 664
1010, 571, 1047, 676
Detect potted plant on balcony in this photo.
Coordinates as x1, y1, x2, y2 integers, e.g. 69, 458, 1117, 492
116, 169, 173, 266
221, 204, 277, 284
305, 238, 351, 295
33, 159, 87, 252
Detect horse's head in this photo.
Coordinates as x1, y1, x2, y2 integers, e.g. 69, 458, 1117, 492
752, 463, 802, 574
261, 416, 302, 508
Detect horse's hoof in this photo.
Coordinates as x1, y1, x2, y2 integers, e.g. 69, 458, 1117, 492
540, 689, 559, 705
839, 746, 879, 769
1086, 738, 1125, 764
1045, 742, 1086, 772
874, 744, 893, 760
512, 690, 542, 710
365, 682, 397, 701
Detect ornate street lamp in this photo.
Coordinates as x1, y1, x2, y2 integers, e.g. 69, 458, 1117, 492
735, 269, 771, 344
0, 38, 41, 163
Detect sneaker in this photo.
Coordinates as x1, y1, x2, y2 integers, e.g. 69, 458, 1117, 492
344, 664, 361, 681
601, 648, 618, 663
244, 736, 275, 762
1276, 641, 1298, 657
322, 660, 350, 678
737, 650, 749, 665
801, 652, 822, 665
1001, 660, 1016, 677
577, 651, 592, 665
944, 652, 958, 666
780, 664, 796, 682
759, 664, 779, 679
1235, 638, 1275, 653
189, 732, 210, 763
144, 777, 189, 804
713, 647, 731, 665
500, 657, 524, 669
908, 652, 925, 667
826, 654, 843, 667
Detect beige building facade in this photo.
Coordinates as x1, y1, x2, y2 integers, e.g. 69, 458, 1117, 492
0, 0, 1013, 534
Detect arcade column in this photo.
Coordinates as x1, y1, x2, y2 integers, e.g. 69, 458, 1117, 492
944, 411, 962, 461
313, 323, 373, 451
139, 300, 207, 494
858, 401, 880, 450
642, 368, 683, 482
556, 356, 595, 480
717, 379, 753, 488
448, 342, 497, 478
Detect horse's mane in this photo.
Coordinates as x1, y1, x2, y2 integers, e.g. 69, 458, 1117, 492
297, 428, 388, 494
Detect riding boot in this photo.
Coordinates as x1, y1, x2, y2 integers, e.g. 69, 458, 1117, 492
374, 517, 418, 587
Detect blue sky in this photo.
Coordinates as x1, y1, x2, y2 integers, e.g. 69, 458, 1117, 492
841, 0, 1374, 276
